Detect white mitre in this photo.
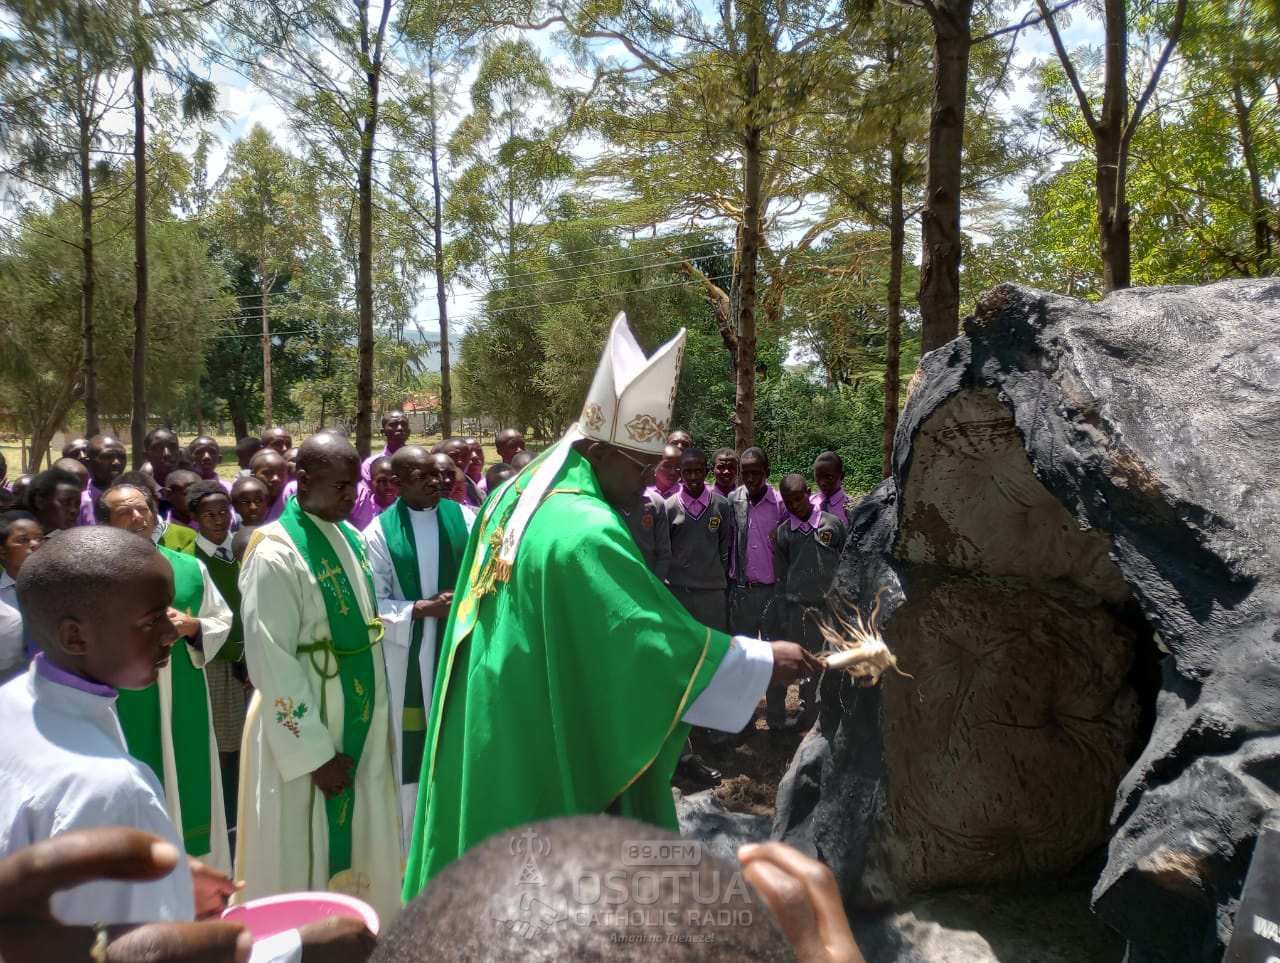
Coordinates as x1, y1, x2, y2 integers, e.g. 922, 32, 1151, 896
578, 312, 687, 454
483, 313, 687, 582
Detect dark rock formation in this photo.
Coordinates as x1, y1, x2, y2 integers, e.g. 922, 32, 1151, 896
774, 280, 1280, 962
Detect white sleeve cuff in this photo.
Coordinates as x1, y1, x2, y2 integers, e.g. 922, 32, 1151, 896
249, 927, 303, 963
681, 635, 773, 732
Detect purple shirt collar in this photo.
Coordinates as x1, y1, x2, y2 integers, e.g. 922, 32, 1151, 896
646, 480, 679, 501
34, 652, 116, 698
679, 484, 711, 517
789, 507, 822, 532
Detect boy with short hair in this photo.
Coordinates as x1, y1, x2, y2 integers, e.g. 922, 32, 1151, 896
775, 473, 847, 729
188, 480, 249, 829
664, 448, 732, 629
711, 448, 740, 498
164, 468, 202, 531
646, 444, 682, 501
728, 447, 787, 731
230, 475, 270, 528
0, 510, 41, 680
812, 450, 855, 524
485, 463, 515, 491
249, 449, 289, 523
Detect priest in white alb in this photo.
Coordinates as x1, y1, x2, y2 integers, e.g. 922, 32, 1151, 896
235, 434, 403, 922
363, 447, 475, 853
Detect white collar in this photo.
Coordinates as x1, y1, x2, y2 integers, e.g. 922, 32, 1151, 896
195, 532, 233, 557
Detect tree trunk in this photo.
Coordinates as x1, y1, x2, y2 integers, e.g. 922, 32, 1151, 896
429, 60, 452, 437
261, 274, 273, 428
735, 121, 763, 452
917, 0, 972, 353
1232, 81, 1271, 269
883, 137, 905, 480
356, 116, 378, 458
130, 56, 148, 469
79, 115, 99, 437
1096, 0, 1130, 293
232, 411, 248, 441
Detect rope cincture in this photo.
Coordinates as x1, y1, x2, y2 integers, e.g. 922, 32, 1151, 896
298, 616, 385, 886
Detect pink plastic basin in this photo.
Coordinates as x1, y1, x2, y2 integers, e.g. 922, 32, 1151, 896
221, 892, 380, 940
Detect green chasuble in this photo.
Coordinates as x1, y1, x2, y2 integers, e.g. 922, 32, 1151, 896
380, 496, 466, 784
402, 449, 731, 897
116, 546, 214, 857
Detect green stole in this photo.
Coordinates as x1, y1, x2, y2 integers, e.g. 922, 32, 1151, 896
116, 546, 212, 857
379, 497, 466, 784
278, 498, 382, 878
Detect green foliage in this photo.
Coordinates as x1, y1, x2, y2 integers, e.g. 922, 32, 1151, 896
755, 376, 885, 496
0, 200, 230, 455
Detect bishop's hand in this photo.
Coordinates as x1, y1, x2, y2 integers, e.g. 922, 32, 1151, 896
311, 753, 355, 799
769, 641, 823, 686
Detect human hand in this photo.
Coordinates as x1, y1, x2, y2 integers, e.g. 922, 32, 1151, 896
310, 753, 355, 799
298, 914, 377, 962
738, 842, 865, 963
0, 827, 252, 963
188, 857, 243, 920
769, 641, 823, 686
412, 592, 454, 620
168, 608, 201, 639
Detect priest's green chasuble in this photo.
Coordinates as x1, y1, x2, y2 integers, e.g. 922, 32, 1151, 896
402, 449, 732, 897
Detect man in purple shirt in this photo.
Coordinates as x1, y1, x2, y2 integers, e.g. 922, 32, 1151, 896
645, 444, 682, 502
362, 410, 411, 485
83, 434, 127, 524
727, 447, 787, 730
811, 450, 855, 525
188, 437, 233, 495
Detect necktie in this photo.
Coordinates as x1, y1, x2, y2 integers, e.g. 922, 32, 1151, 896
216, 547, 232, 562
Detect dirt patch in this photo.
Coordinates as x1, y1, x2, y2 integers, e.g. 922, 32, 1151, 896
672, 693, 805, 820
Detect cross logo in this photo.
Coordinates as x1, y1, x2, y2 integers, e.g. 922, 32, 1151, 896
316, 558, 351, 616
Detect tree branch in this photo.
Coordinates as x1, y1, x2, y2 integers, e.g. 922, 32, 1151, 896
1123, 0, 1188, 146
1035, 0, 1098, 132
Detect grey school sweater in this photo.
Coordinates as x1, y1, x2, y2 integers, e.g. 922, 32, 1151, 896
774, 510, 847, 604
621, 490, 671, 581
665, 488, 733, 591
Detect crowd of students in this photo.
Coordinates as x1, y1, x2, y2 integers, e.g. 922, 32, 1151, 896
0, 412, 862, 963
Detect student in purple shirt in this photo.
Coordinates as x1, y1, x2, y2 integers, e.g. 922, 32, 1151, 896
666, 429, 693, 451
249, 449, 289, 523
84, 434, 127, 514
234, 436, 261, 475
645, 444, 682, 502
775, 473, 847, 730
362, 410, 410, 484
727, 447, 787, 725
141, 428, 180, 490
230, 475, 269, 527
711, 448, 739, 498
811, 450, 856, 525
61, 437, 90, 466
260, 427, 291, 457
495, 428, 526, 466
188, 437, 232, 495
22, 469, 83, 537
163, 470, 201, 531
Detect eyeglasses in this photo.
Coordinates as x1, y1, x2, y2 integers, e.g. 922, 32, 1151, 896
611, 446, 658, 482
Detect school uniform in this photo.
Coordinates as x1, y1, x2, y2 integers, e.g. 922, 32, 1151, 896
775, 508, 847, 726
194, 533, 248, 826
665, 484, 732, 631
621, 491, 671, 581
727, 484, 786, 639
811, 487, 856, 526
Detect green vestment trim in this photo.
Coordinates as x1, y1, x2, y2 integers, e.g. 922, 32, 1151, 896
278, 499, 381, 877
402, 449, 731, 898
116, 546, 213, 857
379, 497, 466, 784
